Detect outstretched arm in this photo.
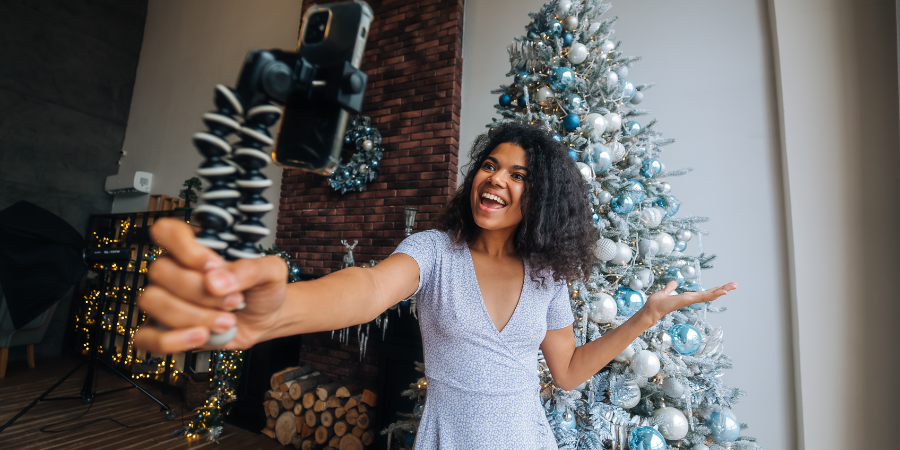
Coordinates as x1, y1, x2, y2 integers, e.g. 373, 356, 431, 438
540, 281, 737, 391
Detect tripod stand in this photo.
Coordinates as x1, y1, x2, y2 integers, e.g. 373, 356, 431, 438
0, 264, 173, 434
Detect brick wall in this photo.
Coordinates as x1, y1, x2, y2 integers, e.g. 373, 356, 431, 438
278, 0, 464, 382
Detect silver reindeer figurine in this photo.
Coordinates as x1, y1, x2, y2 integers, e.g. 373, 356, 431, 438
340, 240, 358, 269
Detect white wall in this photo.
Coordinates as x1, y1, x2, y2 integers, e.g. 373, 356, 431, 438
461, 1, 795, 449
112, 0, 305, 250
769, 0, 900, 448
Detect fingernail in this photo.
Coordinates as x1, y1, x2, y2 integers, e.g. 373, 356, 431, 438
187, 329, 206, 344
224, 293, 242, 309
214, 315, 235, 331
204, 256, 224, 271
208, 269, 234, 292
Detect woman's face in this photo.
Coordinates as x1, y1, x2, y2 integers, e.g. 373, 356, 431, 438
470, 142, 528, 233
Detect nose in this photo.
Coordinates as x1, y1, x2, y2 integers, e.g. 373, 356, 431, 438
488, 170, 511, 187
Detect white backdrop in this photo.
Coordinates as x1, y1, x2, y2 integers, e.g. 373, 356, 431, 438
460, 1, 795, 449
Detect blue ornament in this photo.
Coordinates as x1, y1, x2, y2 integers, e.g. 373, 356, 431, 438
592, 212, 600, 223
558, 410, 577, 431
625, 180, 644, 203
344, 134, 353, 145
592, 146, 612, 173
562, 32, 574, 46
549, 67, 575, 91
673, 239, 687, 252
622, 80, 636, 102
413, 400, 426, 419
610, 194, 634, 214
706, 407, 741, 443
517, 95, 527, 107
666, 268, 686, 287
655, 196, 681, 218
364, 126, 373, 136
640, 158, 662, 178
552, 132, 563, 142
563, 93, 583, 112
547, 21, 563, 36
404, 433, 415, 446
668, 323, 702, 355
499, 94, 512, 106
563, 113, 581, 130
622, 120, 641, 136
514, 70, 529, 85
528, 30, 540, 40
401, 299, 410, 306
628, 426, 666, 450
342, 169, 351, 179
289, 265, 301, 277
615, 286, 644, 317
567, 149, 578, 161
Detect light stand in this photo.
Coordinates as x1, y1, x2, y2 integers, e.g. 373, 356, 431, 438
0, 255, 173, 434
404, 208, 418, 237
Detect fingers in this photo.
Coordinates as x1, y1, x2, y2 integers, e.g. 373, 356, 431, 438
203, 255, 288, 296
147, 256, 244, 309
150, 218, 223, 272
662, 281, 678, 295
133, 323, 209, 354
138, 285, 236, 333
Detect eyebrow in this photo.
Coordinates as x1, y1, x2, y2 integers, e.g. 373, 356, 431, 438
485, 156, 529, 172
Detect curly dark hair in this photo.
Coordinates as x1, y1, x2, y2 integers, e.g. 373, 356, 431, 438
433, 122, 595, 285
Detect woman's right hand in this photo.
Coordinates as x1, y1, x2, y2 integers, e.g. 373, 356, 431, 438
133, 218, 289, 354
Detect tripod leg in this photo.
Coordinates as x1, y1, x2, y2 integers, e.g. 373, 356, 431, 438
94, 358, 171, 413
0, 359, 87, 433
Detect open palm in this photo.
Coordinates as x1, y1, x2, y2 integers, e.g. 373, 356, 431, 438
644, 281, 738, 323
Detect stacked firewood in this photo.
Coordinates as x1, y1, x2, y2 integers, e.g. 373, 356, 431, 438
261, 364, 378, 450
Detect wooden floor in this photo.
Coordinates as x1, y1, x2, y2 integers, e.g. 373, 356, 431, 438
0, 356, 284, 449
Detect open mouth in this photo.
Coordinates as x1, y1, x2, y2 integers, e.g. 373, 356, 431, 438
480, 192, 507, 210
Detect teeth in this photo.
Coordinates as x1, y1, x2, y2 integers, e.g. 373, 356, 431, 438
481, 192, 507, 206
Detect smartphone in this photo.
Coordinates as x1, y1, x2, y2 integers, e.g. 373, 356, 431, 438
272, 0, 373, 175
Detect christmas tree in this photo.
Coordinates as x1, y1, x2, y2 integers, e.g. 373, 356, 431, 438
383, 1, 763, 449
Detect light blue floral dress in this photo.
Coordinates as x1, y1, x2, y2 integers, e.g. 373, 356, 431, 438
392, 230, 574, 449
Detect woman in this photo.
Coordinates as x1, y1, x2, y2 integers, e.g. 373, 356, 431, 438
135, 122, 735, 449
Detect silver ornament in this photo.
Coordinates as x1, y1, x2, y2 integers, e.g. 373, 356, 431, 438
598, 190, 612, 204
662, 376, 685, 398
609, 242, 632, 266
537, 86, 554, 104
675, 229, 693, 242
654, 232, 675, 256
661, 182, 671, 193
630, 90, 644, 104
556, 0, 572, 14
680, 265, 697, 280
637, 268, 653, 285
613, 379, 641, 409
575, 161, 594, 182
655, 331, 672, 350
362, 139, 374, 151
614, 345, 635, 362
563, 15, 579, 31
653, 406, 689, 440
359, 163, 369, 174
600, 40, 615, 53
609, 141, 626, 160
630, 350, 661, 378
629, 278, 644, 291
562, 410, 573, 422
640, 207, 663, 228
605, 71, 619, 86
604, 113, 622, 133
627, 155, 641, 166
567, 43, 588, 65
638, 238, 659, 259
616, 65, 629, 78
590, 292, 617, 323
595, 238, 617, 261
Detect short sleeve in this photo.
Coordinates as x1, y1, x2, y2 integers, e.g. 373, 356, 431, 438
390, 230, 442, 298
546, 280, 575, 330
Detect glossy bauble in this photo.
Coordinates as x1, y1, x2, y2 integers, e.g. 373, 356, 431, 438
654, 331, 672, 350
563, 15, 579, 31
556, 0, 572, 14
605, 70, 619, 86
641, 158, 662, 178
621, 80, 636, 102
591, 212, 600, 224
597, 190, 612, 204
609, 242, 633, 266
559, 409, 577, 431
589, 292, 617, 323
537, 86, 555, 104
549, 67, 575, 90
638, 238, 659, 259
595, 238, 617, 261
622, 120, 641, 136
666, 267, 686, 288
669, 323, 702, 355
613, 344, 635, 362
628, 426, 666, 450
563, 113, 581, 130
517, 95, 527, 107
610, 194, 634, 215
585, 113, 606, 138
362, 139, 374, 151
563, 93, 583, 112
413, 400, 426, 419
547, 21, 563, 36
616, 65, 629, 78
562, 32, 574, 46
499, 94, 512, 106
575, 161, 594, 182
615, 286, 643, 317
662, 376, 685, 398
592, 147, 612, 173
637, 268, 653, 286
629, 278, 644, 291
609, 141, 626, 160
653, 406, 689, 439
567, 42, 588, 64
600, 40, 616, 53
655, 195, 681, 218
567, 148, 578, 161
673, 240, 687, 252
675, 228, 694, 242
630, 350, 661, 378
624, 180, 644, 203
654, 232, 675, 256
680, 264, 698, 280
612, 379, 641, 408
705, 406, 741, 443
604, 112, 622, 132
661, 182, 671, 193
639, 207, 663, 228
630, 90, 644, 104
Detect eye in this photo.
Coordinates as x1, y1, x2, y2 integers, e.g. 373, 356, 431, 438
482, 162, 496, 171
511, 173, 526, 181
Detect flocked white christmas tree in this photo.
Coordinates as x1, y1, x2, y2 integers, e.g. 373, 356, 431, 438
383, 1, 763, 449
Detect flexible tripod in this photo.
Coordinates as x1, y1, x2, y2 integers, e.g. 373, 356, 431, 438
0, 264, 173, 434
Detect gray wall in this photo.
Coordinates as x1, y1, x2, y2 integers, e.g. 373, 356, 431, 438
460, 1, 794, 448
0, 0, 148, 361
111, 0, 305, 251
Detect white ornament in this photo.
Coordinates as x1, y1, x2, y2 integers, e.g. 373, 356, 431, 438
653, 406, 689, 439
675, 229, 693, 242
563, 15, 579, 31
654, 232, 675, 256
605, 71, 619, 86
537, 87, 555, 104
638, 238, 659, 259
630, 350, 661, 378
362, 139, 374, 151
590, 292, 617, 323
575, 162, 594, 182
680, 265, 698, 280
567, 43, 588, 65
585, 113, 606, 138
604, 113, 622, 133
556, 0, 572, 14
600, 40, 615, 53
628, 279, 644, 291
640, 207, 663, 228
609, 141, 625, 160
616, 65, 629, 78
661, 182, 671, 193
662, 377, 685, 398
617, 380, 641, 409
637, 268, 653, 285
654, 331, 672, 350
609, 242, 632, 266
595, 238, 617, 261
614, 345, 635, 362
